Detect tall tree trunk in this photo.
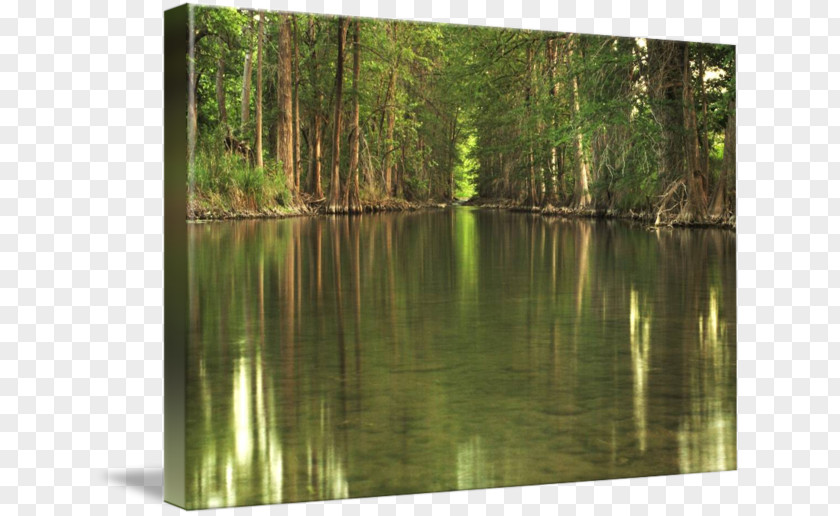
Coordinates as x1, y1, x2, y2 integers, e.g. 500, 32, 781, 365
581, 38, 604, 203
418, 135, 428, 199
528, 149, 538, 207
326, 18, 348, 213
292, 16, 301, 192
383, 22, 399, 198
384, 68, 397, 197
698, 45, 710, 188
544, 37, 560, 206
240, 18, 253, 133
310, 117, 323, 198
187, 12, 197, 166
215, 56, 227, 135
709, 97, 735, 219
500, 152, 510, 199
361, 131, 377, 196
255, 12, 264, 169
570, 37, 591, 208
681, 44, 707, 221
647, 39, 689, 225
647, 39, 685, 183
343, 20, 362, 213
448, 117, 457, 200
557, 146, 566, 203
307, 19, 324, 198
722, 97, 736, 215
396, 143, 405, 198
277, 14, 295, 200
267, 79, 277, 160
525, 43, 538, 207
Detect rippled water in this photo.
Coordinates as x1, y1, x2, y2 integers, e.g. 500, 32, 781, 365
184, 207, 736, 509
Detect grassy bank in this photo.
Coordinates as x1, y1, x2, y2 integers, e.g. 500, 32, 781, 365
188, 194, 450, 220
188, 150, 301, 219
188, 157, 449, 220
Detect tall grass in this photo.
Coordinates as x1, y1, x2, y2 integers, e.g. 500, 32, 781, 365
190, 137, 292, 215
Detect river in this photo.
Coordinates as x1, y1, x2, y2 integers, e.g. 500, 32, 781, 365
184, 206, 736, 509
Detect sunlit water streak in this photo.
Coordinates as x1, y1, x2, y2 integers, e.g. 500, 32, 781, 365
184, 207, 736, 509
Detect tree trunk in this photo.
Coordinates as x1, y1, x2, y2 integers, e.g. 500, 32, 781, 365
383, 22, 399, 198
255, 12, 264, 169
326, 18, 348, 213
525, 43, 538, 208
543, 37, 558, 207
500, 152, 509, 199
361, 131, 377, 197
240, 18, 253, 133
384, 68, 397, 197
307, 19, 324, 198
722, 97, 736, 214
343, 20, 362, 213
187, 15, 197, 166
681, 43, 707, 221
570, 38, 591, 208
418, 135, 428, 199
396, 143, 405, 198
557, 146, 566, 203
698, 45, 710, 189
309, 118, 323, 198
292, 16, 301, 192
647, 39, 685, 182
448, 117, 457, 200
215, 56, 227, 135
528, 149, 538, 207
709, 98, 735, 219
277, 14, 295, 200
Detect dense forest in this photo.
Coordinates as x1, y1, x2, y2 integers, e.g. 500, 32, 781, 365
186, 7, 735, 226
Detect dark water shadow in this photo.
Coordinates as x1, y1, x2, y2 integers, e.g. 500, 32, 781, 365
107, 468, 164, 500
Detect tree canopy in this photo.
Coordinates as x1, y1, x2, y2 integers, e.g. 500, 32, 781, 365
186, 7, 735, 224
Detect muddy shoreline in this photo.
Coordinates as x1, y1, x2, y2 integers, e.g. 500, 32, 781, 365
187, 197, 450, 221
188, 196, 735, 231
463, 198, 736, 230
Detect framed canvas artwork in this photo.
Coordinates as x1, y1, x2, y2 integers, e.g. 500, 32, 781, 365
164, 4, 736, 510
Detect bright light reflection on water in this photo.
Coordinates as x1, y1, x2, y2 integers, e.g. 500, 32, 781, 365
184, 207, 736, 508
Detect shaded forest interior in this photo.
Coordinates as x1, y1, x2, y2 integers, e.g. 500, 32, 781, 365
187, 6, 735, 224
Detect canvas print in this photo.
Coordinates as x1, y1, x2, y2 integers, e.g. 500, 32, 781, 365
164, 4, 736, 510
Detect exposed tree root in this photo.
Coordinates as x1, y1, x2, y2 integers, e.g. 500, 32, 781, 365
466, 195, 735, 230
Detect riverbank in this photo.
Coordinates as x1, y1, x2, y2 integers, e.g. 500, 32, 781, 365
464, 197, 736, 230
187, 194, 449, 220
187, 194, 734, 230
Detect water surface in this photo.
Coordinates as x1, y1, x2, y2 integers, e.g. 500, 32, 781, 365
185, 207, 736, 509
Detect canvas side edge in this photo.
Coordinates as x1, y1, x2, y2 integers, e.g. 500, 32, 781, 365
163, 3, 189, 510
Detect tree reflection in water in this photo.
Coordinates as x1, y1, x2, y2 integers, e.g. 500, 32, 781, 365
184, 208, 736, 508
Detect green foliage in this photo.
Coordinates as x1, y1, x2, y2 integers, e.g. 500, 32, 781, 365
188, 5, 735, 216
402, 176, 429, 201
191, 131, 292, 213
193, 149, 235, 195
454, 133, 478, 199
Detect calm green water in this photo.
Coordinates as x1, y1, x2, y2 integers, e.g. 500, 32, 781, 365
185, 207, 736, 509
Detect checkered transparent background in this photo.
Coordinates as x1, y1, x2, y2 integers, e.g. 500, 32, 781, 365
1, 0, 836, 514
